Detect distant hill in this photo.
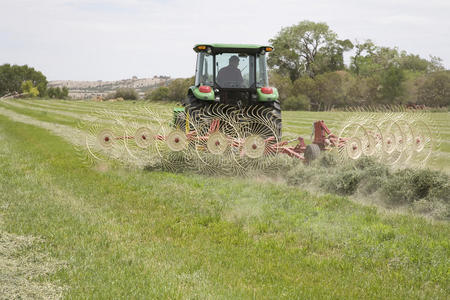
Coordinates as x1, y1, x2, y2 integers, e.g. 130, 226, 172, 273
49, 76, 171, 99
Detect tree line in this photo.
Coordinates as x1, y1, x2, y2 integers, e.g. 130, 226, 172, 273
267, 20, 449, 110
0, 64, 69, 99
146, 21, 448, 110
0, 62, 190, 101
144, 77, 194, 102
99, 78, 194, 101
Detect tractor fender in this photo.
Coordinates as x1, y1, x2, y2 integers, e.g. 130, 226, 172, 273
257, 87, 279, 102
189, 86, 215, 101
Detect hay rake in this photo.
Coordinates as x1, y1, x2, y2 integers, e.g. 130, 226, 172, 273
77, 104, 438, 174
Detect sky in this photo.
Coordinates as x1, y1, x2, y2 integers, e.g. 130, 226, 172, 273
1, 0, 449, 81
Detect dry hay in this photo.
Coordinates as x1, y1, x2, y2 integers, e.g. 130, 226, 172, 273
0, 217, 66, 299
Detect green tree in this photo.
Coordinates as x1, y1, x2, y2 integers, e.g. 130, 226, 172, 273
62, 86, 69, 98
282, 94, 310, 111
349, 44, 433, 105
114, 88, 138, 100
427, 56, 445, 72
292, 71, 358, 110
147, 76, 194, 102
21, 80, 39, 97
168, 78, 189, 101
350, 45, 401, 77
418, 71, 450, 107
168, 77, 195, 102
350, 40, 378, 76
292, 76, 318, 108
315, 39, 354, 74
268, 20, 352, 80
146, 86, 170, 101
47, 87, 58, 98
351, 43, 442, 76
268, 71, 293, 101
379, 65, 405, 104
311, 71, 354, 110
47, 86, 69, 99
345, 76, 379, 106
398, 52, 430, 72
0, 64, 47, 97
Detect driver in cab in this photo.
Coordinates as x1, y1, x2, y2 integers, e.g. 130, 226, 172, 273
216, 55, 243, 88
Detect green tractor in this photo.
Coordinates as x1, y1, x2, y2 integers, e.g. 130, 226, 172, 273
177, 44, 282, 138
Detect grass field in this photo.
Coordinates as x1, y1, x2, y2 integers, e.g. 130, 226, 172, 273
0, 99, 449, 298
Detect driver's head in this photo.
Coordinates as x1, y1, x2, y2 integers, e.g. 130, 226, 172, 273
229, 55, 239, 67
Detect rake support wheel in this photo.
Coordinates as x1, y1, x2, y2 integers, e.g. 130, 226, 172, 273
305, 143, 321, 162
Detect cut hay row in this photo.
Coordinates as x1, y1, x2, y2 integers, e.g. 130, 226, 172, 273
0, 106, 86, 147
23, 99, 171, 116
1, 101, 162, 130
3, 100, 99, 122
14, 99, 173, 122
0, 216, 66, 299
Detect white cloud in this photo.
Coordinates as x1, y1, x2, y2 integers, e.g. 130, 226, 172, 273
0, 0, 448, 80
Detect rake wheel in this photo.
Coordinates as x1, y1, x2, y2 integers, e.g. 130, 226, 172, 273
345, 137, 363, 160
234, 106, 281, 174
134, 127, 155, 149
394, 117, 415, 164
206, 131, 229, 155
154, 110, 192, 172
410, 119, 433, 166
166, 129, 188, 152
242, 135, 266, 159
338, 118, 371, 162
189, 104, 243, 175
378, 118, 405, 166
97, 129, 115, 149
82, 111, 128, 163
120, 107, 163, 166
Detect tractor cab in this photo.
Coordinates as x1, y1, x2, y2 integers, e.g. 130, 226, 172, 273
177, 43, 282, 139
190, 44, 279, 105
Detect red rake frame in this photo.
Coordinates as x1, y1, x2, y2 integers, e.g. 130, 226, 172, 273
109, 120, 348, 161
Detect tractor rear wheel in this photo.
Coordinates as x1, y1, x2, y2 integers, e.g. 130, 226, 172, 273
260, 100, 282, 139
182, 94, 212, 126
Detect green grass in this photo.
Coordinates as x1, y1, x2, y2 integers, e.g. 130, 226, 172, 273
0, 100, 449, 298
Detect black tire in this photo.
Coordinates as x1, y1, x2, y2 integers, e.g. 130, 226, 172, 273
181, 94, 212, 127
261, 100, 282, 139
305, 143, 321, 162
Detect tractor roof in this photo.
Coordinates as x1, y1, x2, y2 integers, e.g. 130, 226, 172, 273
193, 43, 272, 54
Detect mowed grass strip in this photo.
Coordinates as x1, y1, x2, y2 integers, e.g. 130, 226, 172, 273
0, 101, 80, 127
3, 100, 172, 129
19, 99, 173, 118
0, 114, 448, 299
15, 99, 172, 121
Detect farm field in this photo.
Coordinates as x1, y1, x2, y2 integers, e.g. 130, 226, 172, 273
0, 99, 449, 298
